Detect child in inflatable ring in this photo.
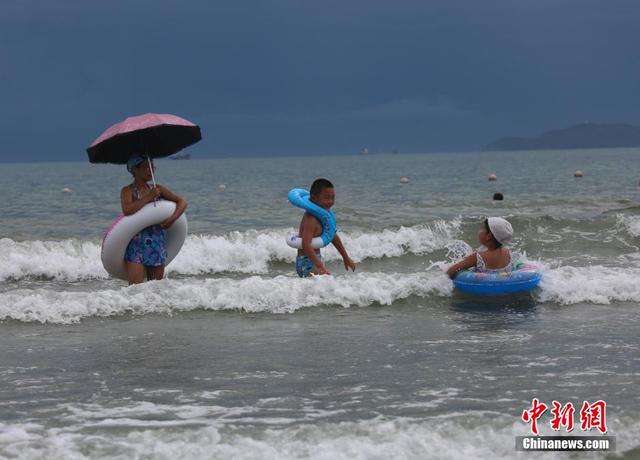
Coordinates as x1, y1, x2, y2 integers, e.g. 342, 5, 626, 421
446, 217, 513, 279
296, 178, 356, 277
120, 156, 188, 284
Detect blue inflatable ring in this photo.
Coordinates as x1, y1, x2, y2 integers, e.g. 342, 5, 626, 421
287, 188, 337, 248
452, 262, 542, 295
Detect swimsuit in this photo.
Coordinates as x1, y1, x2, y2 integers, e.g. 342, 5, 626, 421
296, 254, 322, 278
476, 249, 513, 273
124, 184, 167, 267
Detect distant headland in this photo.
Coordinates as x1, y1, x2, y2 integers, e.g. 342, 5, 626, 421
483, 122, 640, 151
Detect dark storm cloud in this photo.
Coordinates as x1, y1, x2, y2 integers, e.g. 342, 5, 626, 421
1, 0, 639, 161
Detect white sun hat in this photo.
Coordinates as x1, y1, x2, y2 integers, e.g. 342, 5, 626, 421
487, 217, 513, 244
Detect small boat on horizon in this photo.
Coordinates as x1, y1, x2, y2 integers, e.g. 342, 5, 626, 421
169, 152, 191, 160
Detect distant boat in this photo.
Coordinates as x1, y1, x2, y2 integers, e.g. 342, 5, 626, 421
359, 148, 369, 155
169, 152, 191, 160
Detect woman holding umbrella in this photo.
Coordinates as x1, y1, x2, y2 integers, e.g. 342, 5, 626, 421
121, 156, 187, 284
87, 113, 201, 284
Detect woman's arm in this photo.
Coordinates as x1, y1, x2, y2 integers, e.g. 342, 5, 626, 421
446, 253, 477, 279
157, 185, 188, 229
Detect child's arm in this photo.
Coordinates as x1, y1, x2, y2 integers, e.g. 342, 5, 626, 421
157, 185, 188, 229
301, 215, 330, 275
332, 234, 356, 272
121, 185, 160, 215
446, 253, 477, 279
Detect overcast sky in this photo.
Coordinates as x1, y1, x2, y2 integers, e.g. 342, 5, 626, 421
1, 0, 639, 161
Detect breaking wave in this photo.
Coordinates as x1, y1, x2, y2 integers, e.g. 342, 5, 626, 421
0, 221, 460, 282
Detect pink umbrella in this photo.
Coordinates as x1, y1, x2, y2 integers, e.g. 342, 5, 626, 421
87, 113, 201, 161
87, 113, 202, 186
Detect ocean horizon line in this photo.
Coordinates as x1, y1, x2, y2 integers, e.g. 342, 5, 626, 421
3, 146, 640, 165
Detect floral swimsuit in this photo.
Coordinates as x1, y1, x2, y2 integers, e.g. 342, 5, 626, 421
124, 183, 167, 267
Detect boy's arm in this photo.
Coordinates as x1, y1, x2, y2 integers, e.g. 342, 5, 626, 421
301, 215, 329, 274
446, 253, 477, 279
157, 185, 188, 229
332, 233, 356, 272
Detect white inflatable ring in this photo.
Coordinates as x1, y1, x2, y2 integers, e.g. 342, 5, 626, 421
101, 200, 187, 280
286, 232, 325, 249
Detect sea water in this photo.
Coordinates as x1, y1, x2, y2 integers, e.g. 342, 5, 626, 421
1, 149, 639, 459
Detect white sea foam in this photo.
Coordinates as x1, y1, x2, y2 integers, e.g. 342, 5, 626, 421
539, 264, 640, 305
0, 238, 105, 282
0, 415, 635, 460
0, 221, 459, 282
0, 271, 451, 324
4, 261, 640, 323
616, 214, 640, 238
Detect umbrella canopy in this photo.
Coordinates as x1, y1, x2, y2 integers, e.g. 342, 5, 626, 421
87, 113, 201, 164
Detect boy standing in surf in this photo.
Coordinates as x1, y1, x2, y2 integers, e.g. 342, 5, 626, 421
296, 178, 356, 277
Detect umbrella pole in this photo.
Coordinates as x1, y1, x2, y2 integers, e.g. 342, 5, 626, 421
147, 156, 157, 188
147, 155, 157, 207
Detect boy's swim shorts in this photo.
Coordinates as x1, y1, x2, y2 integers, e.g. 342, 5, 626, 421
296, 254, 322, 278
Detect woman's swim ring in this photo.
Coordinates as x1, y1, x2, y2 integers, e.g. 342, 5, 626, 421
452, 262, 542, 295
102, 200, 187, 281
286, 188, 336, 249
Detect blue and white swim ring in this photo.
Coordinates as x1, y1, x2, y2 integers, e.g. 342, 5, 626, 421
452, 261, 543, 295
286, 188, 336, 249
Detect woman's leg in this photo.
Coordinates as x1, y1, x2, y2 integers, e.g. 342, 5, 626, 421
127, 262, 146, 285
146, 265, 165, 281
